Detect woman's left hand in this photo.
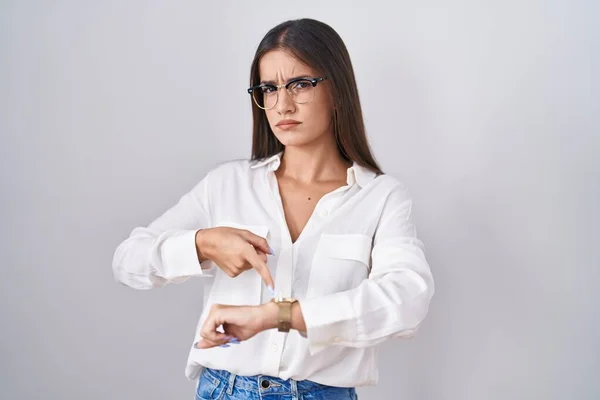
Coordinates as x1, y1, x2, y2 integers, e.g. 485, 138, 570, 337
195, 303, 277, 349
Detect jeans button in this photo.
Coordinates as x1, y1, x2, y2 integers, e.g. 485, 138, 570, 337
261, 379, 270, 389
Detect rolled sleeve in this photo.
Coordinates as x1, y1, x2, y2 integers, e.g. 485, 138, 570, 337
297, 183, 434, 354
299, 291, 357, 355
112, 173, 214, 289
154, 230, 214, 282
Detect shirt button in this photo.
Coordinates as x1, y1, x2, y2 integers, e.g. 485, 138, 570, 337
320, 209, 329, 217
272, 343, 278, 352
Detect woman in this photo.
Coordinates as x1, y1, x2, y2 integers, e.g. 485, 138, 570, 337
113, 18, 434, 400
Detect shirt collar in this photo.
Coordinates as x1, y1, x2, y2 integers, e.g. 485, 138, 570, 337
250, 152, 377, 188
348, 162, 377, 187
250, 152, 282, 171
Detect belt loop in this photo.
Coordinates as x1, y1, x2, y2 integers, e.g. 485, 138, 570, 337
226, 371, 236, 395
290, 378, 298, 399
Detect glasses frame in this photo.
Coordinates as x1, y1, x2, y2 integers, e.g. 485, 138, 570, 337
247, 76, 328, 110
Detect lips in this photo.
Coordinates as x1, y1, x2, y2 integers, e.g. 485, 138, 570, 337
276, 119, 301, 127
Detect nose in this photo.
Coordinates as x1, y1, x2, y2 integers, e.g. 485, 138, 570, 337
275, 86, 295, 115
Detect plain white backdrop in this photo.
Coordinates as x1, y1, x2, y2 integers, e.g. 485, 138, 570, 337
1, 1, 598, 399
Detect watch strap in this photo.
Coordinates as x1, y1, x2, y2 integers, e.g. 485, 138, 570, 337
271, 298, 297, 332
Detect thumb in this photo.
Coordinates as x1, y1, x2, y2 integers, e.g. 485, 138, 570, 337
242, 231, 273, 256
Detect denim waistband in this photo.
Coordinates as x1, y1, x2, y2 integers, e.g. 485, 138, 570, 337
202, 367, 355, 397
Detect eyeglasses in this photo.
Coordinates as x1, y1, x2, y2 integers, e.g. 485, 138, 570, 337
247, 76, 327, 110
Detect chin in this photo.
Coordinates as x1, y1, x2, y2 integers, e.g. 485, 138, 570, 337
273, 130, 317, 147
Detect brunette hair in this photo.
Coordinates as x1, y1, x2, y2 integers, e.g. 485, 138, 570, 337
249, 18, 382, 174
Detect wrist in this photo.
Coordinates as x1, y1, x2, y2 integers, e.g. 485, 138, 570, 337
259, 301, 279, 331
195, 229, 212, 262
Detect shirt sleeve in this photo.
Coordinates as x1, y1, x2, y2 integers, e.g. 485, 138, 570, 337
298, 183, 435, 355
112, 172, 216, 290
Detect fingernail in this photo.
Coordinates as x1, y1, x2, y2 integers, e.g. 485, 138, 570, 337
229, 338, 240, 344
219, 344, 230, 348
269, 246, 275, 255
268, 285, 275, 296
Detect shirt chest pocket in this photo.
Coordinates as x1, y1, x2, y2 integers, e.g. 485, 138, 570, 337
306, 233, 372, 298
206, 222, 270, 306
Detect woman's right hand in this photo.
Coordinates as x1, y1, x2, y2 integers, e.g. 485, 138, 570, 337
195, 227, 275, 291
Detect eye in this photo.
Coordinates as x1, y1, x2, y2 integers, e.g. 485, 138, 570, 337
261, 85, 277, 94
291, 80, 311, 90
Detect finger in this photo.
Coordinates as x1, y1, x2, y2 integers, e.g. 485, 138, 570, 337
200, 307, 231, 343
195, 337, 223, 349
256, 249, 267, 264
214, 261, 237, 277
201, 329, 230, 344
241, 230, 273, 255
248, 243, 267, 262
196, 336, 237, 349
245, 249, 275, 291
222, 323, 243, 342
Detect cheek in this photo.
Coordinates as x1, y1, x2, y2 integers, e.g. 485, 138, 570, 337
306, 104, 333, 129
310, 93, 334, 124
264, 110, 277, 128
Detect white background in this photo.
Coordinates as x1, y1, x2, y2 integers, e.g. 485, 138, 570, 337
1, 1, 598, 399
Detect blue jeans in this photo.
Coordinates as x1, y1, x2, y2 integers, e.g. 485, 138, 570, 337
196, 367, 358, 400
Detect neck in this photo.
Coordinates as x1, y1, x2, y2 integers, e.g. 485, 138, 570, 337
278, 137, 350, 184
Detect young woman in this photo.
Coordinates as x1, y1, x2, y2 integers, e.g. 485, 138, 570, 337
113, 18, 434, 400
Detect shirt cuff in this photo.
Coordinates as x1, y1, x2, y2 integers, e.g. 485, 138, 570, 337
160, 230, 211, 280
298, 291, 357, 356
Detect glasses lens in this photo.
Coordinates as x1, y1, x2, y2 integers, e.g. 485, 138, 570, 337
252, 85, 278, 109
288, 80, 315, 104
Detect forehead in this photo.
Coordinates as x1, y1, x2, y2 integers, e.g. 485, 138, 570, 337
258, 50, 316, 82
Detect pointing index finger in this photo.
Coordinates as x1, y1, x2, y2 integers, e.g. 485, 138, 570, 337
245, 248, 275, 292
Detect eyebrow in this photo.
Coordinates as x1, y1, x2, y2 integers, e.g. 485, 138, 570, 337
259, 75, 311, 85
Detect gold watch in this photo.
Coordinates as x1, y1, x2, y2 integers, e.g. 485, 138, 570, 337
270, 295, 298, 332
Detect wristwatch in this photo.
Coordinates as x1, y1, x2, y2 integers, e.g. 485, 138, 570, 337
270, 295, 298, 332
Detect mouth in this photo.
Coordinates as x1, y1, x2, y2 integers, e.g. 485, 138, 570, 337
276, 120, 302, 127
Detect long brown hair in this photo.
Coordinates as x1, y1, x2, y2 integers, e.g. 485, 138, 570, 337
249, 18, 382, 175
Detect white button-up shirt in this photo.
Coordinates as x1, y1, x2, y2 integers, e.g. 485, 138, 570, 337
112, 153, 434, 388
